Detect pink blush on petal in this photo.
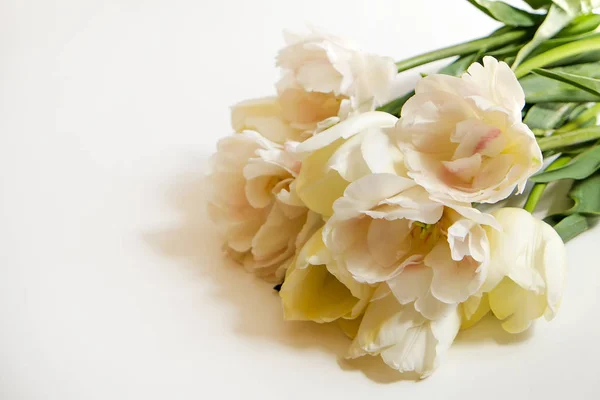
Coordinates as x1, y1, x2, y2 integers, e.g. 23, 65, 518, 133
473, 128, 501, 154
292, 161, 302, 175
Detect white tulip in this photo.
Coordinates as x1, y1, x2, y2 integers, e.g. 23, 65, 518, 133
208, 130, 321, 278
349, 294, 461, 378
395, 56, 543, 204
277, 28, 398, 125
325, 173, 496, 320
231, 30, 397, 144
483, 208, 567, 333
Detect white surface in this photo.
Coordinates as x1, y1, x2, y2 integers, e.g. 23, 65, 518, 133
1, 1, 599, 399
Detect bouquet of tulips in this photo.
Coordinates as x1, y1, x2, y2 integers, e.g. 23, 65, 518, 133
207, 0, 600, 378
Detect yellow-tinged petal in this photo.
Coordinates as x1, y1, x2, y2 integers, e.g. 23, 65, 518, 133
281, 227, 374, 323
295, 139, 349, 216
484, 208, 566, 334
460, 294, 490, 330
231, 97, 301, 144
295, 227, 330, 269
488, 277, 547, 334
338, 315, 363, 339
280, 263, 359, 323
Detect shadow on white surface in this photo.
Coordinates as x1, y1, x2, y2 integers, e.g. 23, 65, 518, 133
144, 156, 533, 384
142, 158, 363, 371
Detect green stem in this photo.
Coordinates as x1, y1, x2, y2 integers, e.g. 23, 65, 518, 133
556, 103, 600, 133
537, 126, 600, 151
523, 156, 572, 213
395, 30, 528, 73
515, 36, 600, 78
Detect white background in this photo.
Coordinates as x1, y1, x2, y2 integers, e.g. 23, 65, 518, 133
1, 1, 599, 399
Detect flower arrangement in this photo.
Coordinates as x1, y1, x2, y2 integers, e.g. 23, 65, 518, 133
208, 0, 600, 378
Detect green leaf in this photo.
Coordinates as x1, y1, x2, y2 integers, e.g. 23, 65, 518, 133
524, 103, 577, 129
521, 63, 600, 103
553, 50, 600, 67
487, 43, 523, 60
549, 213, 590, 242
514, 25, 600, 77
512, 4, 575, 69
556, 102, 599, 131
581, 117, 598, 127
524, 156, 572, 213
568, 102, 595, 120
438, 53, 482, 76
556, 13, 600, 37
530, 145, 600, 181
395, 30, 528, 73
531, 32, 600, 59
467, 0, 543, 26
525, 33, 600, 68
522, 0, 552, 8
538, 127, 600, 150
565, 173, 600, 215
532, 68, 600, 97
560, 139, 600, 154
524, 0, 600, 11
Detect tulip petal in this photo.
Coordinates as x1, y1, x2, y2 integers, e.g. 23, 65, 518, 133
442, 153, 483, 183
326, 131, 372, 181
395, 56, 542, 204
460, 293, 490, 330
295, 139, 350, 217
373, 186, 444, 224
488, 278, 546, 333
331, 173, 417, 220
485, 208, 567, 332
231, 97, 301, 144
294, 211, 324, 251
442, 199, 501, 230
349, 296, 461, 378
251, 203, 305, 259
343, 238, 406, 284
464, 56, 525, 119
348, 294, 417, 356
387, 265, 454, 320
338, 315, 363, 339
280, 264, 359, 323
446, 219, 489, 263
426, 241, 486, 304
295, 111, 398, 153
367, 218, 413, 269
360, 127, 405, 175
293, 227, 375, 319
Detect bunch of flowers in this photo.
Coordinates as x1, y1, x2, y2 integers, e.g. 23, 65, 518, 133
208, 0, 600, 377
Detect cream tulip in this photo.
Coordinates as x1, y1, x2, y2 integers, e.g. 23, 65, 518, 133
293, 111, 402, 216
232, 29, 398, 144
208, 131, 321, 278
484, 208, 567, 333
324, 173, 496, 321
395, 56, 543, 204
277, 28, 397, 124
349, 294, 461, 378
